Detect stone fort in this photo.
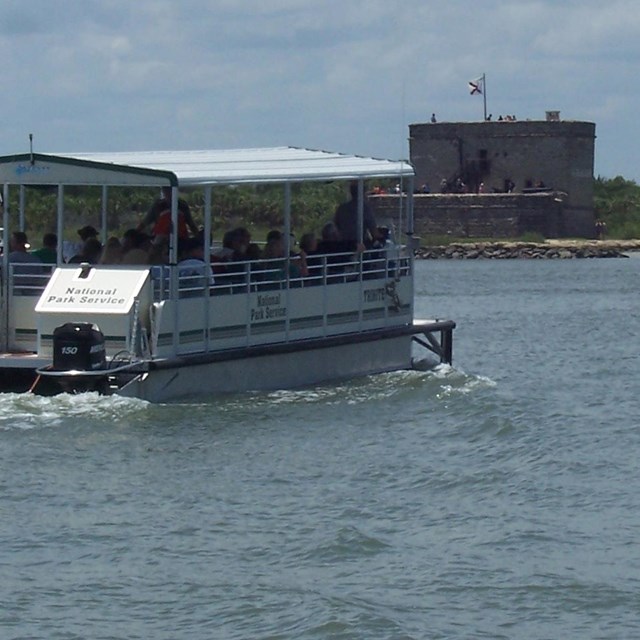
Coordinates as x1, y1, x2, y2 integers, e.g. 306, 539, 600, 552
373, 115, 596, 239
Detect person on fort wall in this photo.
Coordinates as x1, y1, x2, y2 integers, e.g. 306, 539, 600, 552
138, 186, 199, 239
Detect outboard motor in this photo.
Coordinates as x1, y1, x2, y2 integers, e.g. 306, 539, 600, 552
51, 322, 107, 393
53, 322, 106, 371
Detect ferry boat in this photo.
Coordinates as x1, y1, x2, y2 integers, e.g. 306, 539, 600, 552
0, 147, 455, 401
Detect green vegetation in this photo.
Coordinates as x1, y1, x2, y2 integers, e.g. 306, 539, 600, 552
9, 176, 640, 245
594, 176, 640, 239
5, 182, 354, 243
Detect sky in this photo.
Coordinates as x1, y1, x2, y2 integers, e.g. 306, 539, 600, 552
0, 0, 637, 180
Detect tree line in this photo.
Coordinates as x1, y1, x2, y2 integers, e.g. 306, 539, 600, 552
594, 176, 640, 239
4, 181, 358, 244
5, 176, 639, 243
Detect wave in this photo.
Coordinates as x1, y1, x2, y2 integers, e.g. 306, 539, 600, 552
0, 391, 149, 431
216, 364, 497, 410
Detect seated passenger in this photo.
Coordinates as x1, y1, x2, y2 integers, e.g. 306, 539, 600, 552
99, 236, 123, 264
212, 227, 251, 261
31, 233, 58, 264
316, 222, 358, 255
178, 237, 215, 296
314, 223, 360, 281
67, 237, 103, 264
120, 229, 151, 264
262, 230, 308, 281
77, 225, 99, 244
226, 227, 252, 278
68, 227, 103, 263
299, 233, 317, 255
300, 233, 322, 280
211, 229, 235, 265
230, 227, 251, 262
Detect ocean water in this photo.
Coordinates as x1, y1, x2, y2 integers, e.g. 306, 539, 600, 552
1, 257, 639, 639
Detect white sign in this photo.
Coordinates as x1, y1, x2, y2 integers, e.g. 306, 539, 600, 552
36, 266, 151, 315
250, 292, 287, 322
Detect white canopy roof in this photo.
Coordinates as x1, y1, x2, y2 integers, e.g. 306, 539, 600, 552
0, 146, 414, 187
69, 146, 414, 186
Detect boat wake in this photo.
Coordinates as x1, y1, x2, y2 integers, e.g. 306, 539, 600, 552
0, 391, 149, 431
240, 364, 496, 408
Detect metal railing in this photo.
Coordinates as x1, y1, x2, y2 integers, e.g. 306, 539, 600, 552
150, 247, 411, 302
8, 263, 54, 297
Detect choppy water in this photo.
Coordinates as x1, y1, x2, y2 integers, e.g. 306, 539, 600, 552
2, 258, 640, 639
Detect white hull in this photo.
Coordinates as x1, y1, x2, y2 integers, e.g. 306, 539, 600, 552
117, 332, 414, 402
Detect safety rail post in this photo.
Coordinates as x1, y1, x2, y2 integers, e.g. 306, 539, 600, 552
204, 186, 212, 352
1, 184, 9, 351
358, 248, 364, 329
284, 181, 291, 342
169, 186, 179, 354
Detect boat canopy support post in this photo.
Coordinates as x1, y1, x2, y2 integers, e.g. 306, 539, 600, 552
406, 175, 414, 236
357, 178, 364, 249
19, 186, 25, 232
169, 185, 179, 354
284, 181, 291, 340
56, 185, 65, 265
1, 184, 9, 351
204, 185, 212, 352
101, 186, 108, 245
412, 321, 455, 365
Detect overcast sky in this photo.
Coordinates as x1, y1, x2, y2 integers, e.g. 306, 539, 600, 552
0, 0, 637, 180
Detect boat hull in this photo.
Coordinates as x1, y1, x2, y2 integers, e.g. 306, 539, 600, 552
117, 330, 415, 402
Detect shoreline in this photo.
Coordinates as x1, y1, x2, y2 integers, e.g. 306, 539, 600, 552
416, 239, 640, 260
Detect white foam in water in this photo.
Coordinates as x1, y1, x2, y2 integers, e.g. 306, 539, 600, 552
0, 391, 149, 430
249, 363, 497, 409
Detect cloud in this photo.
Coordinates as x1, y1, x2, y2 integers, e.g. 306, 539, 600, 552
0, 0, 636, 179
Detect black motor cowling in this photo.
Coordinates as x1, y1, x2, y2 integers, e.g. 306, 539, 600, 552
52, 322, 106, 372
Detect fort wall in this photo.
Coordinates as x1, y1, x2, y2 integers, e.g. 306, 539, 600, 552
406, 119, 596, 237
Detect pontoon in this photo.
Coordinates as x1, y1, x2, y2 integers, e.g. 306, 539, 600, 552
0, 147, 455, 401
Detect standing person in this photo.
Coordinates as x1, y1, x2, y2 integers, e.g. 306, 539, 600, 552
333, 181, 379, 249
31, 232, 57, 264
138, 187, 199, 237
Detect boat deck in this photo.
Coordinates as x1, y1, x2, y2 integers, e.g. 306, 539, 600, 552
0, 352, 50, 369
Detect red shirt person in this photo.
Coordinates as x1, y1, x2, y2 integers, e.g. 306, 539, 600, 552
138, 187, 198, 238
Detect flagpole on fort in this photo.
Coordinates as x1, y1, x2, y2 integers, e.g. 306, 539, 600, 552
482, 73, 487, 121
469, 73, 487, 121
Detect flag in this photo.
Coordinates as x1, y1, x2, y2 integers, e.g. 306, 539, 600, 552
469, 76, 484, 95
